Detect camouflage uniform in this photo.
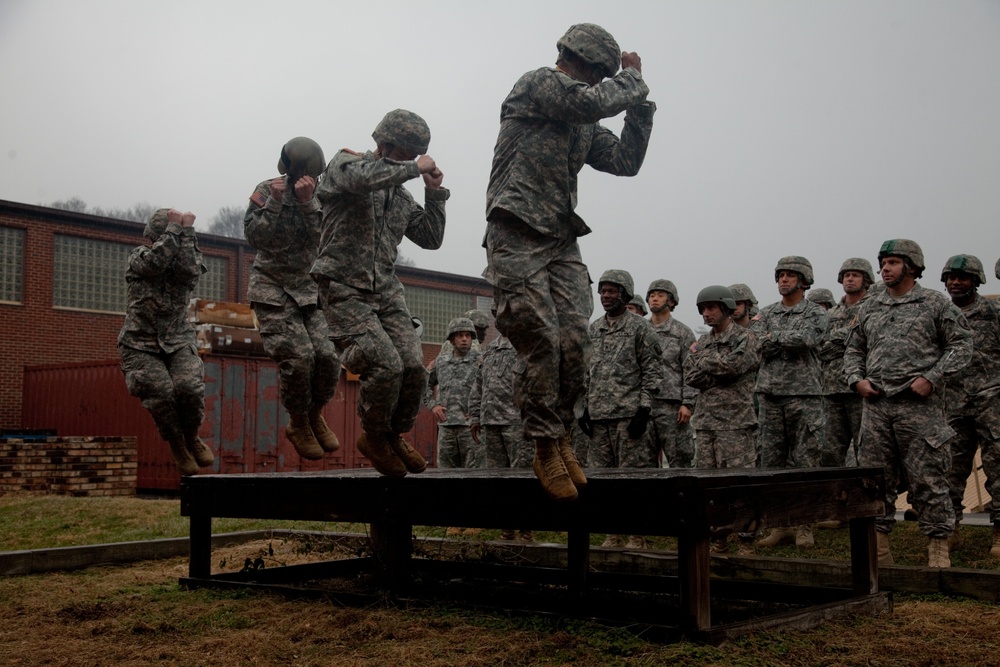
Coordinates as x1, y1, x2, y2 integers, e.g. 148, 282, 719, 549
586, 312, 663, 468
817, 294, 868, 466
469, 334, 533, 469
426, 345, 483, 468
943, 293, 1000, 525
844, 284, 973, 537
118, 215, 207, 448
484, 62, 655, 441
312, 149, 448, 438
684, 321, 761, 469
751, 298, 829, 468
649, 316, 698, 467
245, 179, 339, 415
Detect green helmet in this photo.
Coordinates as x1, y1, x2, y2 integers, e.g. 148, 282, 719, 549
878, 239, 925, 275
807, 288, 836, 308
372, 109, 430, 156
446, 317, 476, 340
598, 269, 635, 302
696, 285, 737, 312
728, 283, 757, 305
774, 256, 814, 287
143, 208, 171, 242
628, 295, 648, 315
462, 309, 490, 330
996, 257, 1000, 281
646, 279, 679, 306
838, 257, 876, 285
941, 254, 986, 286
277, 136, 325, 179
556, 23, 620, 79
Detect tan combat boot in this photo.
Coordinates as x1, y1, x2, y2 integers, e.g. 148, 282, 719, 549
308, 409, 340, 453
795, 525, 815, 549
516, 530, 534, 543
757, 527, 796, 547
625, 535, 647, 550
186, 435, 215, 468
357, 432, 407, 477
533, 437, 578, 502
287, 413, 324, 460
877, 531, 894, 566
388, 435, 427, 473
990, 525, 1000, 559
928, 536, 951, 568
499, 529, 516, 541
168, 439, 200, 477
601, 534, 625, 548
559, 433, 588, 489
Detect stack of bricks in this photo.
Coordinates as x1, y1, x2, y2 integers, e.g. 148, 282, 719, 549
0, 436, 137, 497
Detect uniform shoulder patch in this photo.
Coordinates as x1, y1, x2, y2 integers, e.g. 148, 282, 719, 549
751, 313, 762, 321
341, 148, 362, 156
249, 189, 267, 208
689, 342, 699, 353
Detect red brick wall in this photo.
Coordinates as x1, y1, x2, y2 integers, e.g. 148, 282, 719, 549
0, 436, 137, 497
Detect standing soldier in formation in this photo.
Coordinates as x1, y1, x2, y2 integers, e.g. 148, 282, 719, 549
627, 295, 648, 316
939, 255, 1000, 558
484, 23, 655, 502
427, 317, 484, 470
645, 279, 697, 468
313, 109, 446, 477
119, 208, 213, 476
752, 256, 829, 549
684, 285, 762, 552
244, 137, 340, 461
817, 258, 874, 467
807, 288, 835, 311
844, 239, 972, 568
728, 283, 758, 328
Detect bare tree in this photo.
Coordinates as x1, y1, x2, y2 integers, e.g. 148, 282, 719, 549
206, 205, 246, 239
49, 197, 89, 213
395, 253, 416, 267
49, 198, 158, 223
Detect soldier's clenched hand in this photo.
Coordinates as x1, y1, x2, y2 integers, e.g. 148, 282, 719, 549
294, 175, 316, 203
621, 51, 642, 74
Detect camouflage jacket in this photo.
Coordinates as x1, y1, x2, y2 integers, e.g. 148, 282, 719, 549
586, 312, 663, 420
485, 66, 654, 240
817, 295, 868, 395
844, 283, 972, 398
426, 347, 482, 426
650, 316, 699, 409
118, 223, 206, 353
750, 297, 828, 396
244, 178, 322, 308
312, 149, 448, 293
468, 335, 523, 426
943, 294, 1000, 414
683, 321, 761, 430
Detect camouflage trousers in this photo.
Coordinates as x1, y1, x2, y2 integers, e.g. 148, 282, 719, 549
588, 419, 658, 469
318, 280, 426, 437
757, 395, 825, 469
694, 428, 757, 469
436, 424, 484, 469
822, 393, 863, 467
947, 397, 1000, 525
485, 214, 592, 440
253, 299, 340, 415
858, 391, 955, 538
649, 402, 694, 468
482, 424, 534, 469
119, 343, 204, 444
570, 421, 591, 467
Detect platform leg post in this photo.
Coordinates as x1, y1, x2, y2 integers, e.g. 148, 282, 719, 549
567, 526, 590, 593
370, 518, 412, 592
677, 528, 711, 631
850, 516, 878, 595
188, 513, 212, 579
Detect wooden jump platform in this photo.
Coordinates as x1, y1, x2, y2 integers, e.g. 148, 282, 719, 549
180, 467, 888, 643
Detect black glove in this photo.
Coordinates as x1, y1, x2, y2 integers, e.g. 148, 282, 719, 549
578, 409, 594, 438
627, 406, 651, 439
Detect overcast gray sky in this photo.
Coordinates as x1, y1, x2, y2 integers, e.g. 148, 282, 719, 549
2, 0, 998, 326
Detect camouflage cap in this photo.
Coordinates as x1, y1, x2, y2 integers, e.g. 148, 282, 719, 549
878, 239, 924, 272
728, 283, 758, 305
556, 23, 620, 79
838, 257, 876, 285
774, 256, 814, 287
646, 279, 679, 305
807, 288, 836, 308
462, 309, 490, 330
143, 208, 171, 242
598, 269, 635, 301
696, 285, 737, 311
446, 317, 476, 340
278, 137, 326, 179
372, 109, 430, 156
941, 254, 986, 285
628, 294, 648, 315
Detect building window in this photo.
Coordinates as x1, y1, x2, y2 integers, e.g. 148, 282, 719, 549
403, 285, 476, 343
195, 255, 227, 301
53, 235, 133, 313
0, 226, 24, 304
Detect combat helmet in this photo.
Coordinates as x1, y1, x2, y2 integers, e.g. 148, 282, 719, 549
941, 254, 986, 286
646, 279, 679, 306
837, 258, 876, 286
728, 283, 758, 305
628, 295, 648, 316
773, 256, 814, 287
446, 317, 476, 340
696, 285, 737, 312
598, 269, 635, 301
807, 288, 836, 308
143, 208, 171, 242
278, 137, 325, 180
556, 23, 621, 79
996, 257, 1000, 281
877, 239, 925, 276
372, 109, 430, 156
462, 309, 490, 331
